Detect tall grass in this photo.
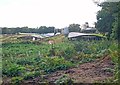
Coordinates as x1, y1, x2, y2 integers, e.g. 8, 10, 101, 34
108, 40, 119, 83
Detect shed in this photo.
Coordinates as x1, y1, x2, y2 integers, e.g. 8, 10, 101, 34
18, 33, 44, 40
68, 32, 106, 40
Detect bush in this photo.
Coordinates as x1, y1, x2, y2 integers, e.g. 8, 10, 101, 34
23, 71, 40, 80
16, 58, 34, 65
11, 76, 23, 84
38, 57, 74, 73
3, 64, 25, 77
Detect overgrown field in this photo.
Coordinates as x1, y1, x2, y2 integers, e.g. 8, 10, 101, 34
1, 34, 119, 84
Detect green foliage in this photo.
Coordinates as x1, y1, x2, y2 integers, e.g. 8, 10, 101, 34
2, 39, 112, 77
111, 14, 118, 39
11, 76, 23, 84
54, 74, 74, 84
96, 2, 120, 39
2, 26, 54, 34
37, 57, 74, 73
108, 41, 119, 83
2, 41, 76, 59
2, 63, 25, 77
2, 35, 118, 83
23, 71, 40, 80
68, 23, 81, 32
108, 41, 118, 63
54, 42, 76, 58
96, 8, 114, 33
72, 40, 110, 54
16, 59, 34, 65
101, 67, 114, 73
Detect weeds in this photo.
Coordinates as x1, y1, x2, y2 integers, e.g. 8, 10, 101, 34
2, 35, 118, 83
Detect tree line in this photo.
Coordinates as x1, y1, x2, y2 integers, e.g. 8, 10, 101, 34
1, 26, 55, 34
1, 24, 82, 34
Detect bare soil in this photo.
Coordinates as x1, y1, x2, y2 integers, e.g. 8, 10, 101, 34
44, 56, 115, 83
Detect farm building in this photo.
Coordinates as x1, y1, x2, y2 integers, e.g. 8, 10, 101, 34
68, 32, 106, 40
18, 33, 44, 41
61, 27, 69, 36
18, 32, 61, 41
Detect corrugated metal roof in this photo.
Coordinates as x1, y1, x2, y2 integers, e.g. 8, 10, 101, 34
32, 34, 44, 38
68, 32, 92, 38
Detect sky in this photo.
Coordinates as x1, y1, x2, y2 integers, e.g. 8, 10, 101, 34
0, 0, 101, 28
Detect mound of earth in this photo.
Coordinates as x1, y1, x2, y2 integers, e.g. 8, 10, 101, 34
45, 56, 115, 83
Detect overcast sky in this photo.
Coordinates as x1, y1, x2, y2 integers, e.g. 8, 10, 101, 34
0, 0, 101, 28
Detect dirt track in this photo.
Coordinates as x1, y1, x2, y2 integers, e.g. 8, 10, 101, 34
46, 56, 115, 83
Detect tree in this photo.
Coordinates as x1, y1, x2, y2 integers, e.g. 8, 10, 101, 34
68, 23, 81, 32
95, 2, 120, 39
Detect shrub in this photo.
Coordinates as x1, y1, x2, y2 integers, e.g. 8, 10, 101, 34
38, 57, 74, 73
16, 58, 34, 65
3, 64, 25, 77
11, 76, 23, 84
23, 71, 40, 80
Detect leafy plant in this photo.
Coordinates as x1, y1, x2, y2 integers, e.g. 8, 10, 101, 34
108, 41, 119, 83
3, 64, 25, 77
38, 57, 74, 73
11, 76, 23, 84
23, 71, 39, 80
54, 74, 74, 84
